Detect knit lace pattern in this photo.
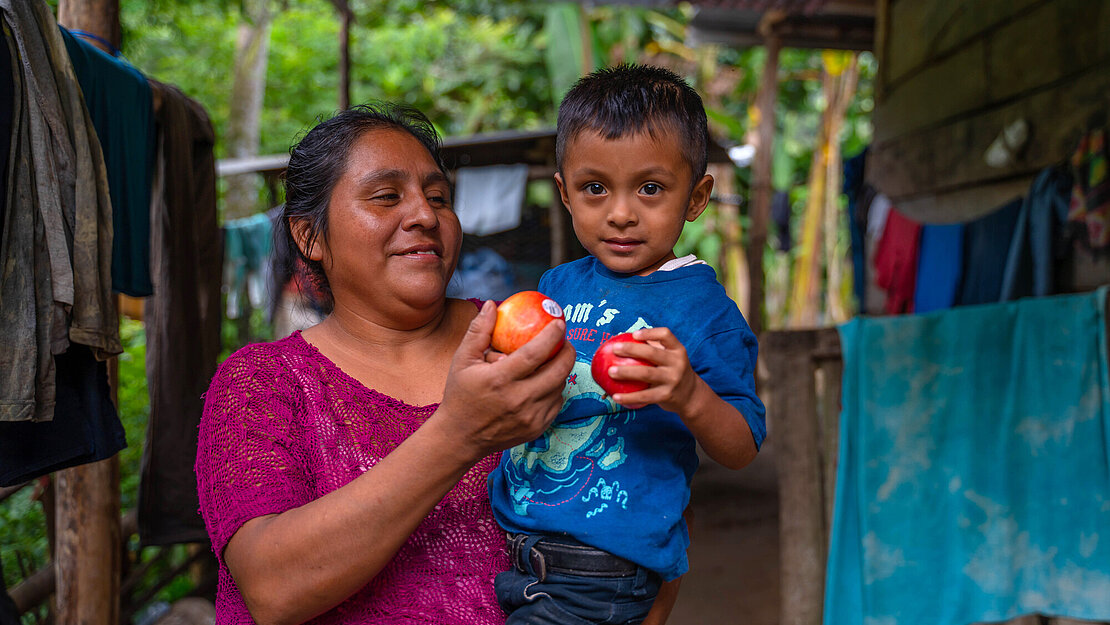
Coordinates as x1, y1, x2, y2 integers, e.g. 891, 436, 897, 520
196, 332, 508, 624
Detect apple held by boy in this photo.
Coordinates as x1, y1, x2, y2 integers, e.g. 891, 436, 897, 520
591, 333, 653, 397
491, 290, 565, 360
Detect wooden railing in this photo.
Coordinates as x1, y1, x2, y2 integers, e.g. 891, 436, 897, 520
2, 478, 214, 624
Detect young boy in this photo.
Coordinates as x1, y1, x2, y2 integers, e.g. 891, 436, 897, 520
488, 64, 767, 623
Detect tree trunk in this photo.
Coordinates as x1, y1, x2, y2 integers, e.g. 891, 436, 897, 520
746, 35, 781, 337
710, 163, 750, 313
788, 96, 829, 328
225, 0, 273, 220
339, 9, 351, 110
331, 0, 352, 110
56, 0, 120, 53
788, 52, 860, 328
823, 54, 860, 323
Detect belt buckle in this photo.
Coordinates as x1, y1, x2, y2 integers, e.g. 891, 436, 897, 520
528, 545, 547, 582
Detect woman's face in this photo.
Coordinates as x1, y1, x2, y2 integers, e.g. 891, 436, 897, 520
310, 127, 461, 320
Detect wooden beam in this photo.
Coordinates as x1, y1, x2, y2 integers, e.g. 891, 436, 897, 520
747, 27, 782, 337
0, 482, 29, 504
9, 566, 54, 615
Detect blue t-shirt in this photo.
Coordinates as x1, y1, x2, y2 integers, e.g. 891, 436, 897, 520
488, 256, 766, 580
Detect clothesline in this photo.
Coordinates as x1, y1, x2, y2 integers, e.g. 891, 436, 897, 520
844, 126, 1109, 317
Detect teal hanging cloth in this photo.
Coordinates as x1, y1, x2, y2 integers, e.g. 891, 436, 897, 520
828, 288, 1110, 625
60, 27, 155, 297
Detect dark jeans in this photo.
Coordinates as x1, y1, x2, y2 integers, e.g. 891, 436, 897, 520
495, 535, 662, 625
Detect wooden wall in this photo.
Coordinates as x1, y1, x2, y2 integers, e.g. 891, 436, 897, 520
868, 0, 1110, 224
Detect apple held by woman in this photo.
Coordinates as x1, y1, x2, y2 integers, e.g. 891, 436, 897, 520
491, 291, 566, 360
591, 333, 653, 397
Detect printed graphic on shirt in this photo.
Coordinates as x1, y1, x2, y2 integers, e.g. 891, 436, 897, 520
502, 299, 649, 519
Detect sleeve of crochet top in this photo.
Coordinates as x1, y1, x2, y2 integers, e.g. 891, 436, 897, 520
195, 344, 311, 562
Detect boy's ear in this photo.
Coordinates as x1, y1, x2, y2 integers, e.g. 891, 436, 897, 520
685, 174, 714, 222
554, 172, 572, 210
290, 217, 325, 262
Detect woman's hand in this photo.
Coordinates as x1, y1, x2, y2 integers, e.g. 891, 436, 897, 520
436, 300, 574, 460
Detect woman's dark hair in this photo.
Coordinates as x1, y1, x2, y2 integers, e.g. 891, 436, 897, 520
277, 102, 448, 312
555, 64, 709, 188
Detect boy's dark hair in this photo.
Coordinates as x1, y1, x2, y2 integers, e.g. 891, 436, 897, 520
555, 64, 709, 184
278, 102, 448, 312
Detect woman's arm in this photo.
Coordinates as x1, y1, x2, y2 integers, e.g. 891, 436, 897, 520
222, 303, 573, 625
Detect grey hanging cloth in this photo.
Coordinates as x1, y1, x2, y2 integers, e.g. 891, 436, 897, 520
0, 0, 120, 425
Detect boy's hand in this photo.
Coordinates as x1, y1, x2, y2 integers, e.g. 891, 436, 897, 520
606, 326, 759, 470
605, 327, 698, 413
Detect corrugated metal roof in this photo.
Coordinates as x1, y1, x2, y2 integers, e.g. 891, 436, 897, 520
688, 0, 829, 15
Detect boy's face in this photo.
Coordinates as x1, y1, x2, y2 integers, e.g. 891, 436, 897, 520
555, 128, 713, 276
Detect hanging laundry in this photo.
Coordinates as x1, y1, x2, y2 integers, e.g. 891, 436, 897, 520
454, 164, 528, 236
60, 27, 156, 297
1000, 166, 1073, 301
913, 223, 964, 314
771, 190, 792, 252
957, 197, 1023, 306
1067, 127, 1109, 249
223, 212, 273, 320
843, 148, 874, 312
873, 207, 921, 315
828, 288, 1110, 625
137, 82, 221, 546
1, 0, 120, 424
0, 18, 11, 239
447, 247, 517, 301
0, 344, 125, 486
861, 193, 892, 315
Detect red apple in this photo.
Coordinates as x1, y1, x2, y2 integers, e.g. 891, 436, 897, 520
591, 333, 652, 396
491, 290, 565, 359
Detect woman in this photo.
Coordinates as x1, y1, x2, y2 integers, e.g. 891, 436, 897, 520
196, 104, 573, 625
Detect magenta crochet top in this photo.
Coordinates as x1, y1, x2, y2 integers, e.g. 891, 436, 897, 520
196, 331, 508, 624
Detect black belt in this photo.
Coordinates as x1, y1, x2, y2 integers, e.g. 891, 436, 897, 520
506, 533, 640, 580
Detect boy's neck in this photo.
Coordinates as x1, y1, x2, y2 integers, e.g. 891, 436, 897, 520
595, 252, 705, 277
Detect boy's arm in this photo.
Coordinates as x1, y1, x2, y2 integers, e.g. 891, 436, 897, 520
642, 503, 694, 624
643, 577, 682, 625
603, 327, 759, 470
669, 373, 758, 469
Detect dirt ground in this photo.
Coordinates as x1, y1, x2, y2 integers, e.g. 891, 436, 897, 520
668, 440, 781, 625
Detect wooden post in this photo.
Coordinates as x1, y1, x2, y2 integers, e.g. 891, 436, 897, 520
56, 0, 120, 53
747, 28, 781, 336
549, 179, 568, 268
53, 6, 123, 622
763, 329, 838, 625
54, 459, 121, 625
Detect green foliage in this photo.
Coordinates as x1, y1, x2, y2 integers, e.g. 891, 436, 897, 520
542, 3, 593, 107
350, 5, 552, 136
0, 488, 47, 592
117, 319, 150, 513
